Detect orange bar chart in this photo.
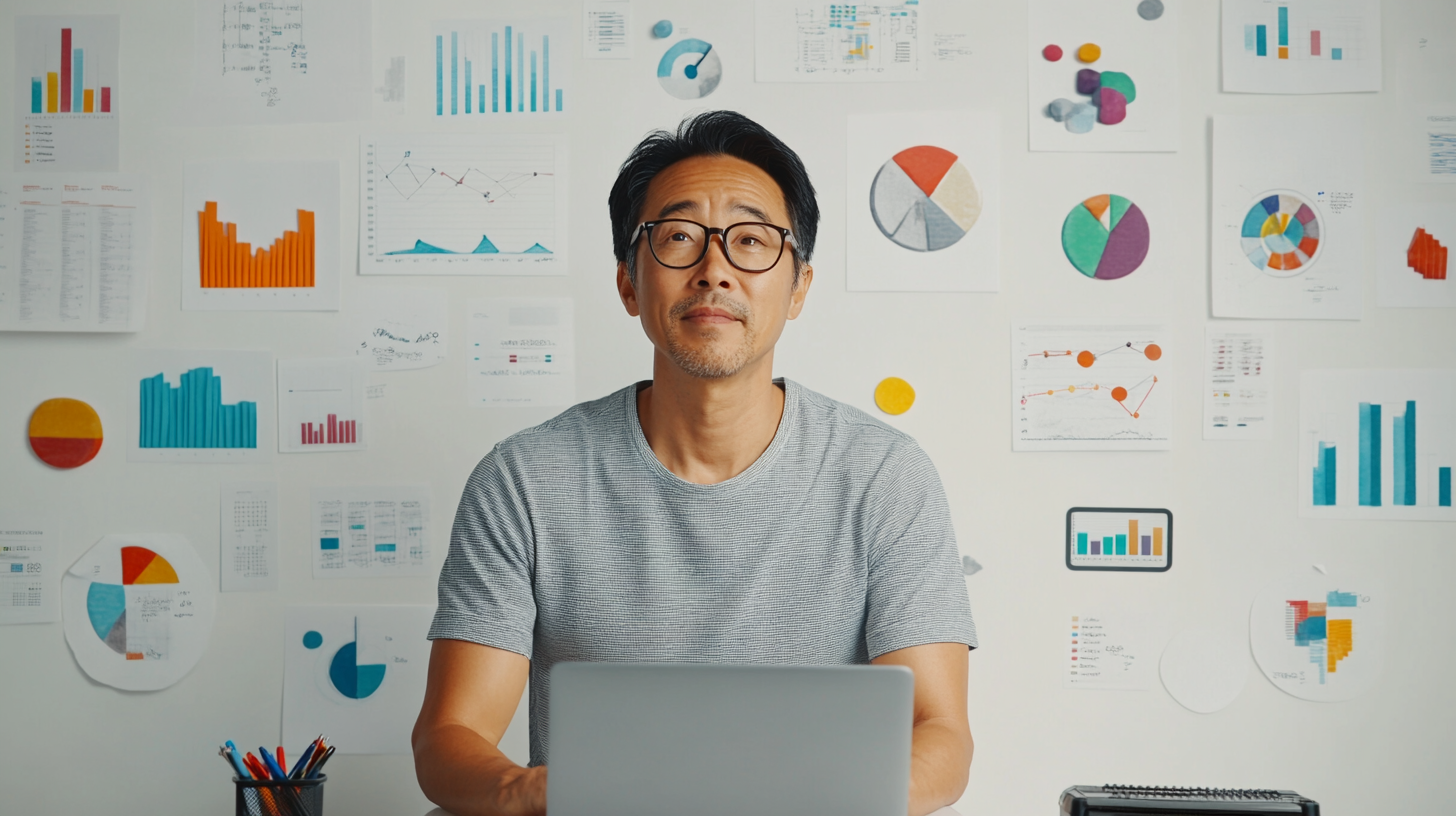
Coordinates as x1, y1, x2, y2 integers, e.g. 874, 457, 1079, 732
198, 201, 315, 288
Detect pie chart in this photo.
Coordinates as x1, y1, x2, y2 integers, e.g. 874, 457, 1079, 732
870, 146, 982, 252
657, 38, 722, 99
85, 546, 180, 657
29, 398, 103, 468
1061, 194, 1150, 280
320, 618, 387, 700
1241, 192, 1322, 276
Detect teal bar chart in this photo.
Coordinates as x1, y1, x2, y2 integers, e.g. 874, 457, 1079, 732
432, 19, 568, 116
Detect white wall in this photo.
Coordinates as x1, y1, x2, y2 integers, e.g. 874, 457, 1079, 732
2, 1, 1453, 814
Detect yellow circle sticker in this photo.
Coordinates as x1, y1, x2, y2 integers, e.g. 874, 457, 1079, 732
874, 377, 916, 416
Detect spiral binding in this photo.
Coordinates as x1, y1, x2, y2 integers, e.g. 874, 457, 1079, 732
1102, 785, 1287, 801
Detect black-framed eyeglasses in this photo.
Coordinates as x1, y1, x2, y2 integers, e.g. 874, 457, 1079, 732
630, 219, 795, 273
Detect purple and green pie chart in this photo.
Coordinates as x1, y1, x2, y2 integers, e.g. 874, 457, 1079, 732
1061, 194, 1150, 280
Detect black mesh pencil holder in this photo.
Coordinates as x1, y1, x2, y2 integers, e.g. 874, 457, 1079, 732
234, 775, 326, 816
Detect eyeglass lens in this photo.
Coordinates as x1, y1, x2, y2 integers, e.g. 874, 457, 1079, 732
647, 221, 785, 272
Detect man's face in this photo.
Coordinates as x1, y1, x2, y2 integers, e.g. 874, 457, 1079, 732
618, 154, 812, 380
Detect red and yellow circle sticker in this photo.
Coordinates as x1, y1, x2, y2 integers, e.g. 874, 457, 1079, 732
29, 398, 103, 469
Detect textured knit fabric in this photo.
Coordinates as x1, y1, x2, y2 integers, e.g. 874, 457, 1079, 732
429, 378, 977, 766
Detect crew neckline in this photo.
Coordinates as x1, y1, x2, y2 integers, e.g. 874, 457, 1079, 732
626, 378, 798, 493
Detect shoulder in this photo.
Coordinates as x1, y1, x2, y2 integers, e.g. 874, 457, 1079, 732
465, 383, 637, 491
788, 379, 925, 461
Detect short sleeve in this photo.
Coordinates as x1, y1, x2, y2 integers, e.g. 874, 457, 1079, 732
863, 442, 978, 659
428, 447, 537, 658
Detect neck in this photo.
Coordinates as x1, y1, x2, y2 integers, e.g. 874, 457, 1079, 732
637, 351, 786, 485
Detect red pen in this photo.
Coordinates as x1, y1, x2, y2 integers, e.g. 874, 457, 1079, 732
276, 747, 286, 774
245, 753, 270, 779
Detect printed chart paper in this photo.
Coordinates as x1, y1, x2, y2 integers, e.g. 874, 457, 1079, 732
182, 161, 340, 311
468, 297, 576, 408
220, 482, 279, 592
1221, 0, 1382, 94
1416, 111, 1456, 183
1250, 572, 1383, 702
342, 287, 448, 371
583, 1, 631, 59
183, 0, 371, 125
0, 174, 148, 332
1212, 115, 1365, 319
1028, 0, 1179, 152
431, 19, 571, 117
1204, 326, 1274, 440
310, 486, 431, 578
1065, 611, 1153, 690
284, 605, 434, 754
361, 133, 567, 274
1012, 321, 1171, 451
1159, 627, 1249, 714
61, 533, 216, 691
1300, 370, 1456, 521
128, 350, 274, 464
1377, 202, 1455, 308
277, 358, 367, 454
846, 110, 1000, 292
0, 520, 58, 625
373, 55, 407, 118
755, 1, 923, 82
13, 16, 120, 171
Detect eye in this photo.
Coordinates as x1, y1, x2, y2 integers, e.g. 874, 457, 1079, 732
667, 230, 693, 242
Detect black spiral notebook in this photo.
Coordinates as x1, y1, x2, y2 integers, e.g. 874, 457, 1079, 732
1060, 785, 1320, 815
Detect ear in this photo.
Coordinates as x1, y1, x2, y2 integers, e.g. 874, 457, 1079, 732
617, 261, 641, 317
786, 265, 813, 320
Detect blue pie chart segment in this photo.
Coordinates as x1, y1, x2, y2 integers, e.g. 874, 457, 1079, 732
657, 38, 722, 99
327, 639, 387, 700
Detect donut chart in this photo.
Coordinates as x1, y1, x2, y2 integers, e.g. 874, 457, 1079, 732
657, 38, 722, 99
1062, 194, 1150, 280
28, 398, 103, 468
1241, 192, 1322, 276
870, 146, 982, 252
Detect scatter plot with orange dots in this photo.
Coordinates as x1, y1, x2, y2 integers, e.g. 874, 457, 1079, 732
1014, 325, 1170, 451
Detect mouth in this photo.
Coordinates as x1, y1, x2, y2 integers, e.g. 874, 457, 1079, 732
681, 307, 740, 324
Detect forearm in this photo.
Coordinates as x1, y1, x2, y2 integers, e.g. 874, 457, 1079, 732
413, 722, 546, 816
906, 717, 973, 816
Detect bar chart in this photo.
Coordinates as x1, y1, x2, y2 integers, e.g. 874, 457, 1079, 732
1066, 508, 1172, 572
432, 19, 570, 117
15, 16, 121, 171
1220, 0, 1381, 95
1236, 3, 1361, 62
198, 202, 315, 289
277, 358, 366, 454
301, 415, 358, 446
29, 24, 116, 114
1302, 370, 1456, 520
138, 367, 256, 449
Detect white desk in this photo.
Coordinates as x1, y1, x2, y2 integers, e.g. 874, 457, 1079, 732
425, 809, 962, 815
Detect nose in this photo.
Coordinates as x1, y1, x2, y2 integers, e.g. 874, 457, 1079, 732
691, 233, 735, 291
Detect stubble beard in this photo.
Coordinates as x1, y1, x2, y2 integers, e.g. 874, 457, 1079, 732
664, 293, 756, 379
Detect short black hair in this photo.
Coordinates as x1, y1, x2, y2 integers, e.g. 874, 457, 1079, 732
608, 110, 819, 281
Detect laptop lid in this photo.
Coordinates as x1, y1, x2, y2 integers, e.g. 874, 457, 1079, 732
547, 663, 914, 816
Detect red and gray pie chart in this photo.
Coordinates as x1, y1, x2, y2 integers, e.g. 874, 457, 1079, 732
870, 146, 982, 252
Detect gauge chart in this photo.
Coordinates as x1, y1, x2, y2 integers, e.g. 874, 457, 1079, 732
657, 38, 722, 99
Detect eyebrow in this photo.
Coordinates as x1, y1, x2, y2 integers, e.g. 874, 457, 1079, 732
656, 200, 774, 223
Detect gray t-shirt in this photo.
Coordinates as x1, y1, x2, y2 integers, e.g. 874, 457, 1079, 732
429, 378, 977, 766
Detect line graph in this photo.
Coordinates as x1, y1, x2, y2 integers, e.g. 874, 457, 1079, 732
1013, 324, 1171, 451
361, 133, 567, 274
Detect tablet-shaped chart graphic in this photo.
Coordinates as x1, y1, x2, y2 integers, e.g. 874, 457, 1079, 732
870, 146, 982, 252
1062, 194, 1150, 280
1241, 191, 1322, 276
658, 38, 722, 99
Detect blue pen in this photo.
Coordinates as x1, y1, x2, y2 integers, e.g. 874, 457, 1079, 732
259, 746, 287, 781
289, 741, 317, 779
223, 743, 253, 779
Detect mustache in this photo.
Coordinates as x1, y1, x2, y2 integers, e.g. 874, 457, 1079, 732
669, 293, 751, 322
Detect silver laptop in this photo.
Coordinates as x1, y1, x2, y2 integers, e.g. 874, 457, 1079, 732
547, 663, 914, 816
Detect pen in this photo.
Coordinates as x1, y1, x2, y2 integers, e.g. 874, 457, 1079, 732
276, 746, 286, 775
222, 745, 253, 780
302, 739, 328, 777
259, 746, 288, 781
306, 745, 336, 779
245, 753, 270, 780
289, 741, 317, 779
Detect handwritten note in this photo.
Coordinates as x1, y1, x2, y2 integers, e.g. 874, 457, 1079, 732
342, 286, 448, 371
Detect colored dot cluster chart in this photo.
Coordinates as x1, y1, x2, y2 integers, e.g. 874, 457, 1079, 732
1241, 191, 1323, 275
870, 145, 982, 252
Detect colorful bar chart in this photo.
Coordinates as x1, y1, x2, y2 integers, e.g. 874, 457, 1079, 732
138, 368, 257, 449
1067, 508, 1171, 572
433, 20, 567, 116
198, 202, 315, 289
31, 27, 114, 114
301, 415, 358, 446
1241, 5, 1351, 62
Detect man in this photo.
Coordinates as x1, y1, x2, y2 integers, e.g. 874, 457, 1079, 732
414, 110, 977, 816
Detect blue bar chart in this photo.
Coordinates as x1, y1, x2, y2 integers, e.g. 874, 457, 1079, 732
138, 367, 256, 449
1302, 371, 1456, 519
128, 351, 272, 463
432, 19, 568, 117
